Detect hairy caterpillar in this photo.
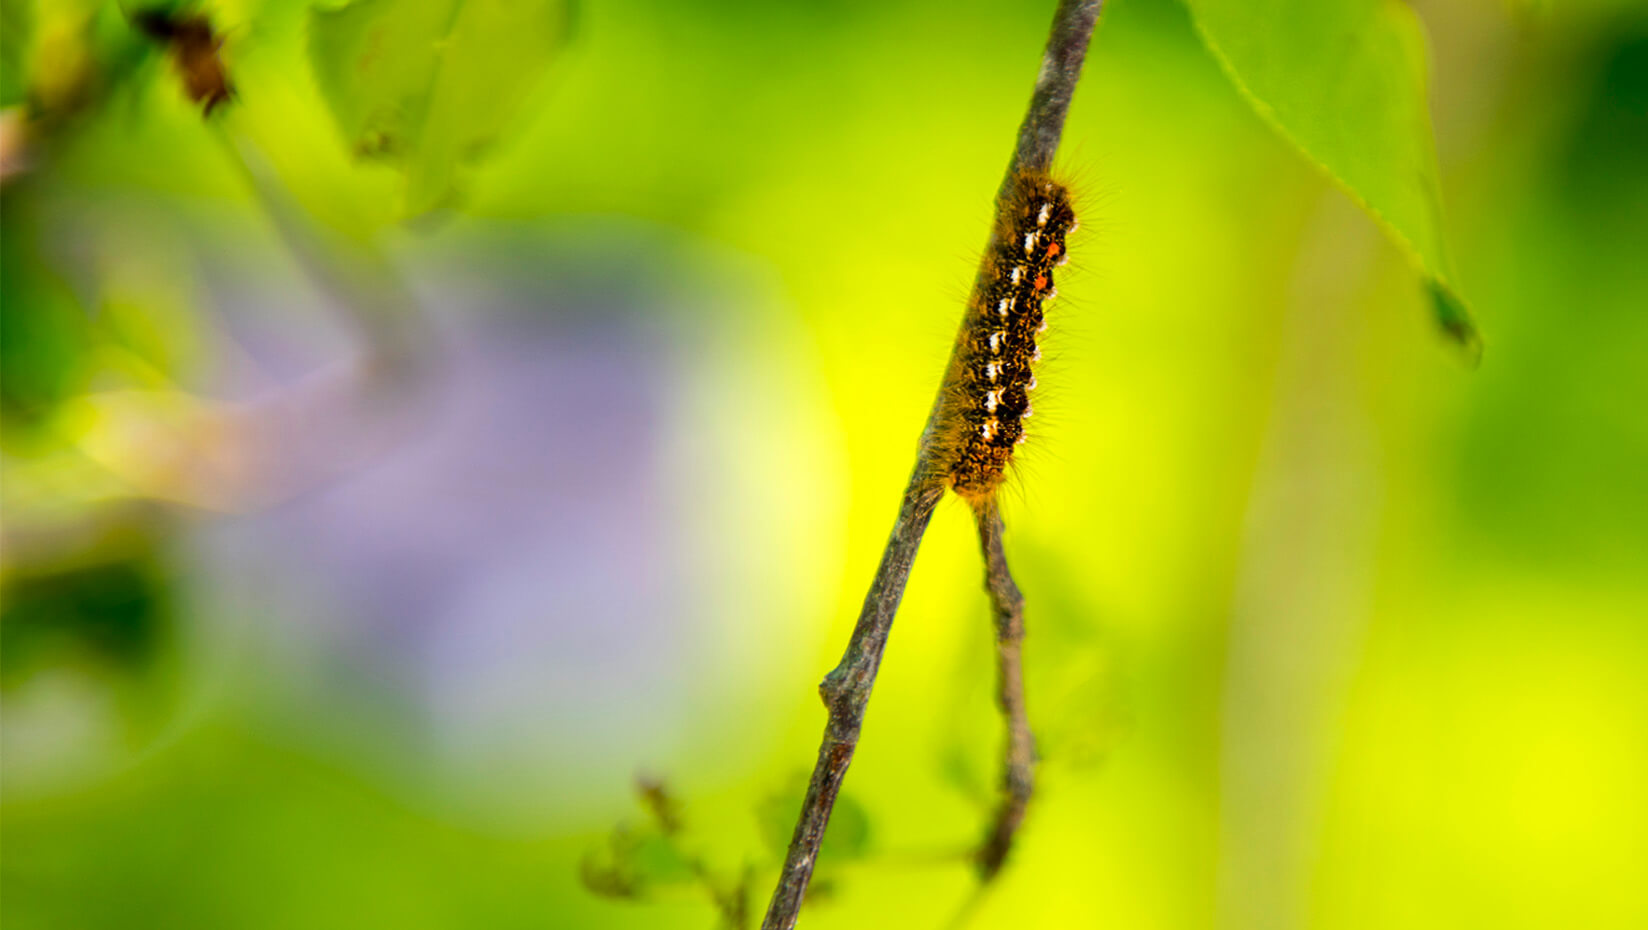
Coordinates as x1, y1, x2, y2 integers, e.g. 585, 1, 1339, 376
939, 170, 1076, 504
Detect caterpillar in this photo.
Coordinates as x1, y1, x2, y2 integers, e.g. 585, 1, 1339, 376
940, 170, 1076, 504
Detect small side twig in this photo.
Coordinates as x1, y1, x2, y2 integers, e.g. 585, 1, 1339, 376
640, 777, 753, 929
586, 777, 755, 929
972, 502, 1034, 880
759, 3, 1099, 927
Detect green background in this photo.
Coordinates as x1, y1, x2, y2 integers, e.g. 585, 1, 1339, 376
3, 0, 1646, 928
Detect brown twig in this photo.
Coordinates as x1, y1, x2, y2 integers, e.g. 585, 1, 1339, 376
760, 469, 946, 929
759, 3, 1099, 927
1001, 0, 1104, 182
972, 502, 1034, 880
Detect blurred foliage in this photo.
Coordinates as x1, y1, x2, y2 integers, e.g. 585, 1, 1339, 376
0, 551, 170, 684
309, 0, 575, 215
754, 774, 871, 866
2, 0, 1646, 929
0, 201, 90, 421
0, 0, 32, 107
582, 778, 757, 927
1184, 0, 1480, 352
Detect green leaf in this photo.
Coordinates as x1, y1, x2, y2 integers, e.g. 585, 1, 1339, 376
756, 789, 794, 856
1, 0, 32, 107
757, 781, 872, 864
631, 833, 697, 888
820, 792, 871, 860
307, 0, 572, 217
937, 741, 990, 806
1, 211, 90, 422
1183, 0, 1481, 357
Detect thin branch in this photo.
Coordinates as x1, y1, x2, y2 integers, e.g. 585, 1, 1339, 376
761, 469, 946, 929
1004, 0, 1103, 184
759, 3, 1099, 927
972, 502, 1034, 880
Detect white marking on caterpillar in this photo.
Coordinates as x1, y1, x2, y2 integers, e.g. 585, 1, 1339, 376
1022, 403, 1033, 419
1046, 286, 1058, 299
1036, 203, 1051, 227
1037, 317, 1048, 334
984, 389, 1001, 413
984, 361, 1001, 383
1028, 375, 1037, 390
1032, 346, 1042, 362
1023, 231, 1038, 254
1010, 266, 1022, 285
981, 419, 999, 441
988, 332, 1003, 352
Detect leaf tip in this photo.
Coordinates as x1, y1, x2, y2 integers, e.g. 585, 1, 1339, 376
1427, 278, 1483, 367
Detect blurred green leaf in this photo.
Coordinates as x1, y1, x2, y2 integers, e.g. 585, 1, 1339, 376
0, 552, 171, 685
580, 825, 699, 901
579, 826, 642, 900
0, 211, 90, 422
1184, 0, 1481, 356
307, 0, 572, 217
757, 781, 872, 864
937, 741, 990, 806
756, 789, 796, 856
0, 0, 32, 107
631, 833, 696, 887
820, 792, 871, 860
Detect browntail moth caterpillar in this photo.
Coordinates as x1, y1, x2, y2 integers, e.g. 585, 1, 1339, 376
939, 169, 1076, 504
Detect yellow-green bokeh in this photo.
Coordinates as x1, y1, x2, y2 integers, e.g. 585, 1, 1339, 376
3, 0, 1645, 928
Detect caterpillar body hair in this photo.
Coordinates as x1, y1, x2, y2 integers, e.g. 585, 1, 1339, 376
937, 170, 1076, 505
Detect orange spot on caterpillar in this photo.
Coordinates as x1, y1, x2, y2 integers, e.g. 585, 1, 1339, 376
937, 169, 1076, 504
